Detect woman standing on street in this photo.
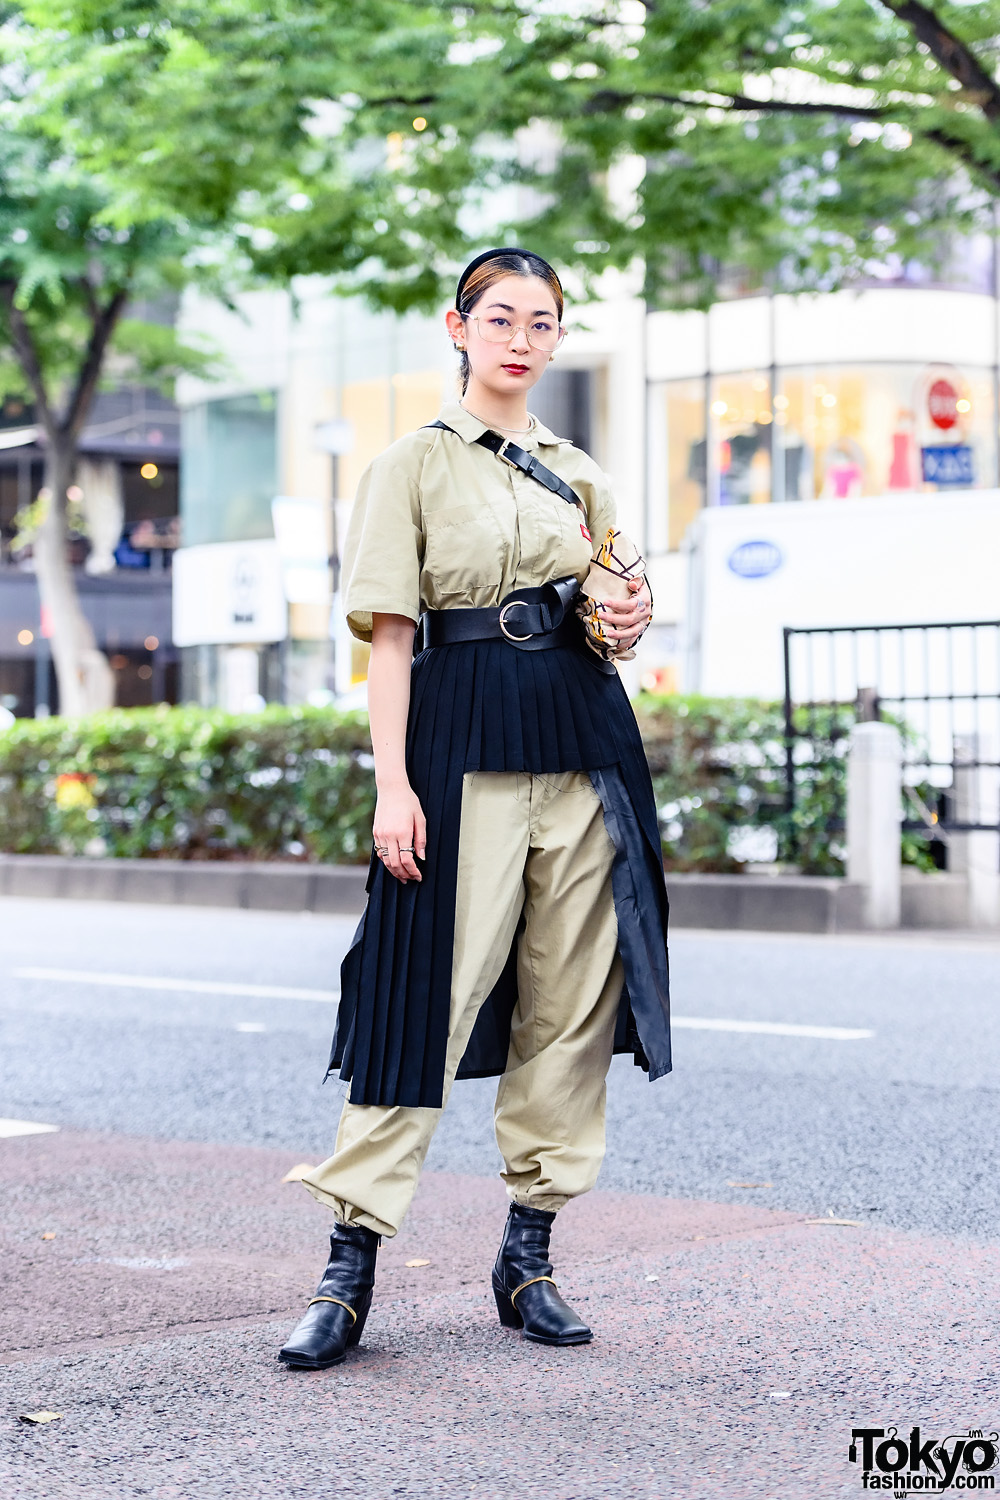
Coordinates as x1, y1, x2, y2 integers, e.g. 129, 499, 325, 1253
279, 248, 671, 1370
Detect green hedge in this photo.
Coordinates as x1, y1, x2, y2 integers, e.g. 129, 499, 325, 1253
0, 705, 376, 864
636, 694, 935, 875
0, 697, 932, 873
635, 693, 851, 875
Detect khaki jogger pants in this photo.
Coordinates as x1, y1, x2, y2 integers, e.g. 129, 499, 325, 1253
302, 770, 622, 1238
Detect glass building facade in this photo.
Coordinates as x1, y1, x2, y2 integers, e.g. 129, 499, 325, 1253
180, 392, 278, 547
656, 360, 998, 552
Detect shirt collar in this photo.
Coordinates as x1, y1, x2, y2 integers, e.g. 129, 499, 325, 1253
437, 398, 563, 450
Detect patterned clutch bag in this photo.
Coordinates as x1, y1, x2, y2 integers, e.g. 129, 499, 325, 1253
576, 527, 648, 662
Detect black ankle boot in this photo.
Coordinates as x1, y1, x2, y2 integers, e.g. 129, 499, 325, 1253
278, 1222, 380, 1370
492, 1202, 592, 1346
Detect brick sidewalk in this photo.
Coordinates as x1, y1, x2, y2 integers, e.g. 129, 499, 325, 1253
2, 1131, 995, 1498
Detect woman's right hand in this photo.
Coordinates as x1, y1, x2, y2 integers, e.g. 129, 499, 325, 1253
373, 781, 427, 883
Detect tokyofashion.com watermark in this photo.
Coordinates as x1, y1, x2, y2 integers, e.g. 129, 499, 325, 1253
850, 1427, 998, 1493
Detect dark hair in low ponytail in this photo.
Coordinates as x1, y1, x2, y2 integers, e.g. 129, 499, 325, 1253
454, 248, 564, 394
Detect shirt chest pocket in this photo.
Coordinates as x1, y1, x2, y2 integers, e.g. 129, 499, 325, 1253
540, 497, 594, 583
421, 504, 504, 597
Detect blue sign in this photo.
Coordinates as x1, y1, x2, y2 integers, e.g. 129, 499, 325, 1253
921, 445, 974, 486
727, 540, 783, 578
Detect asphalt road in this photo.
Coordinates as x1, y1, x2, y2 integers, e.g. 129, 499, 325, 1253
3, 896, 999, 1500
2, 896, 998, 1240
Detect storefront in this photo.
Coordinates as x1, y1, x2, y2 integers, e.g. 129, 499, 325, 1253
647, 286, 1000, 553
174, 282, 617, 706
0, 389, 181, 716
176, 277, 1000, 706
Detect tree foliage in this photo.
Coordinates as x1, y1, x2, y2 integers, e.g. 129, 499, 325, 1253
0, 78, 217, 425
35, 0, 994, 313
0, 1, 359, 710
6, 1, 999, 366
3, 1, 998, 713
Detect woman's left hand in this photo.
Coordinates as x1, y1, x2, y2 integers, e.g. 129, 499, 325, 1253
600, 577, 652, 652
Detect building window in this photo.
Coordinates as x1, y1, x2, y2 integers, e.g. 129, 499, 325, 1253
711, 371, 773, 508
339, 372, 444, 500
530, 369, 594, 455
777, 364, 994, 500
662, 377, 706, 551
657, 362, 998, 547
180, 393, 278, 546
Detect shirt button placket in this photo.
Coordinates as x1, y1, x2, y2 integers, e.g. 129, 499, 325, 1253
516, 471, 538, 586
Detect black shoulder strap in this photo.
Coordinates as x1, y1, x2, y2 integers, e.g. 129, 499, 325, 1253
427, 420, 585, 510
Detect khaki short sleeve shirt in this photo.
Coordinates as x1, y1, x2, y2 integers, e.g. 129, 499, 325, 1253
341, 398, 617, 642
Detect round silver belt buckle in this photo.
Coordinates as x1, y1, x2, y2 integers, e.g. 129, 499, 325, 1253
498, 601, 533, 643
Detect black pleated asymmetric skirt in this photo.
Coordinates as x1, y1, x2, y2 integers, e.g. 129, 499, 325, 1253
328, 638, 672, 1108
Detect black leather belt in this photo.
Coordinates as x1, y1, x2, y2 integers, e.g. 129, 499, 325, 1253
414, 576, 580, 655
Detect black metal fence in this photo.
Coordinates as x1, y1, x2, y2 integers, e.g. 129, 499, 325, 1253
783, 620, 1000, 838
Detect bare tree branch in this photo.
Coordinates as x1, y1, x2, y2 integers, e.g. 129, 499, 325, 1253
879, 0, 1000, 122
366, 84, 893, 122
923, 124, 1000, 194
581, 85, 1000, 193
0, 281, 55, 432
582, 87, 890, 123
77, 275, 101, 324
62, 284, 129, 439
367, 93, 440, 108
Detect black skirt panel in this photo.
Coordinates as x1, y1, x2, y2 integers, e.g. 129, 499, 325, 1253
329, 639, 672, 1107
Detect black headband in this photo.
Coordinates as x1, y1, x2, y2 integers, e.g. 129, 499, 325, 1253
455, 246, 562, 311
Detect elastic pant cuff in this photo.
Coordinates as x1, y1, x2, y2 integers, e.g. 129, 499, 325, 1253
508, 1192, 569, 1214
300, 1177, 398, 1239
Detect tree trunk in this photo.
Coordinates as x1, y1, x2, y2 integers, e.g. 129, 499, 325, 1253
33, 435, 115, 717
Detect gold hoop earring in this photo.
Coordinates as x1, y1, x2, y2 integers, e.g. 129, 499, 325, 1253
548, 354, 555, 363
454, 343, 465, 352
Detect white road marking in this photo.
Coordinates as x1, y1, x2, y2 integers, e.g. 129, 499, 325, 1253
0, 1118, 59, 1138
672, 1015, 873, 1041
105, 1256, 190, 1271
9, 970, 869, 1038
12, 967, 339, 1004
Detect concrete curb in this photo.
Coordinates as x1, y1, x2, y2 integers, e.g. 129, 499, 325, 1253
0, 853, 868, 932
0, 853, 369, 915
667, 871, 865, 933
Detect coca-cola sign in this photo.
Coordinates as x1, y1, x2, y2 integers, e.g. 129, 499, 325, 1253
928, 378, 959, 431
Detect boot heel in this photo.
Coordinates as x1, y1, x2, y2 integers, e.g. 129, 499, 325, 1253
346, 1291, 372, 1348
492, 1203, 592, 1346
493, 1276, 523, 1329
279, 1223, 380, 1370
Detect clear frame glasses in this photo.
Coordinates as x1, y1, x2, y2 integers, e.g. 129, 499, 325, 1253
466, 313, 566, 353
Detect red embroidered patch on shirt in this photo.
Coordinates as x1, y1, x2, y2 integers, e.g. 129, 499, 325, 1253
580, 524, 592, 541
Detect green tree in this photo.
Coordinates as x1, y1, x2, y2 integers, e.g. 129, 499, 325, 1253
5, 0, 999, 715
0, 0, 392, 713
0, 132, 217, 713
228, 0, 1000, 312
1, 0, 461, 711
